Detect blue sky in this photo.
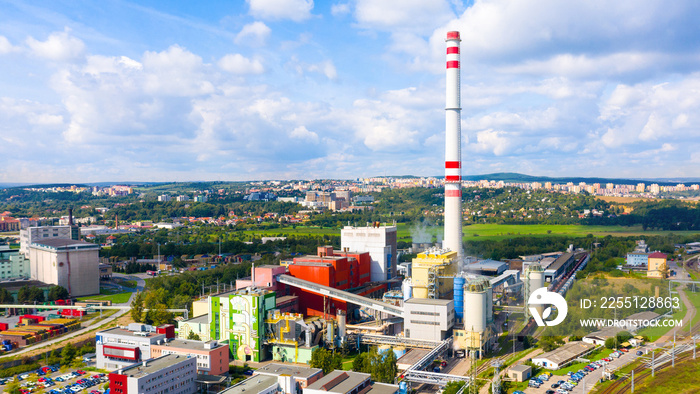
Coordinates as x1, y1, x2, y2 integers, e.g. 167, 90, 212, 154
2, 0, 700, 183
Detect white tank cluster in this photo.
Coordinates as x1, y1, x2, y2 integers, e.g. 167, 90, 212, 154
463, 279, 493, 333
525, 264, 545, 315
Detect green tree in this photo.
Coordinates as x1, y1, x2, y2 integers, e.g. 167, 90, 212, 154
131, 291, 145, 322
187, 331, 201, 341
47, 285, 69, 301
47, 349, 61, 366
605, 337, 616, 349
352, 352, 367, 373
538, 336, 564, 352
61, 343, 76, 365
0, 288, 13, 303
145, 304, 174, 326
17, 285, 44, 303
309, 348, 342, 374
5, 380, 21, 394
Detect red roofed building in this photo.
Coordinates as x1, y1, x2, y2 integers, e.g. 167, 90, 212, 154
647, 252, 668, 279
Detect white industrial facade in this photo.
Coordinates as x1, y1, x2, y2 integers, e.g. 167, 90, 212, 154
96, 325, 167, 370
0, 244, 30, 279
403, 298, 454, 342
20, 226, 72, 256
29, 238, 100, 297
109, 354, 197, 394
340, 225, 397, 281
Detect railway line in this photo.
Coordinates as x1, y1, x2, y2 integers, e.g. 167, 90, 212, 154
595, 348, 695, 393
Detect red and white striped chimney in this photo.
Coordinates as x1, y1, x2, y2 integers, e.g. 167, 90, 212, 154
444, 31, 462, 258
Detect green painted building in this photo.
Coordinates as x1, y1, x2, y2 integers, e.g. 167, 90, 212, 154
209, 287, 276, 362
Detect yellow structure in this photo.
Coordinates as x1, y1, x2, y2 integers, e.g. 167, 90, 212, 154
192, 299, 210, 317
647, 252, 668, 278
411, 249, 457, 299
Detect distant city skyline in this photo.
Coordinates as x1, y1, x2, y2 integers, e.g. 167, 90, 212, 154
2, 0, 700, 183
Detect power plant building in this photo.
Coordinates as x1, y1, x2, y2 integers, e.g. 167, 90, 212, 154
340, 225, 397, 281
19, 226, 73, 256
29, 238, 100, 297
403, 298, 454, 342
411, 249, 457, 299
209, 287, 276, 362
108, 354, 197, 394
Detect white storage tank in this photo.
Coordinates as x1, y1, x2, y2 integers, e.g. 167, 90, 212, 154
463, 281, 487, 333
527, 265, 546, 314
402, 278, 413, 302
485, 281, 494, 325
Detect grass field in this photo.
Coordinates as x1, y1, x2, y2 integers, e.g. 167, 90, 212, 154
554, 347, 612, 375
631, 351, 700, 393
77, 292, 133, 304
638, 298, 688, 340
244, 223, 700, 242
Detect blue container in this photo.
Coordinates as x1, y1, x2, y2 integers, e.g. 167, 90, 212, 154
454, 276, 465, 323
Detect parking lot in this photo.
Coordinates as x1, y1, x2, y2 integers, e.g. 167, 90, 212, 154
521, 347, 640, 394
0, 364, 108, 394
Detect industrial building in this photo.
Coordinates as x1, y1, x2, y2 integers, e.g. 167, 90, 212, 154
177, 315, 210, 342
96, 324, 172, 370
626, 252, 649, 267
19, 225, 73, 256
304, 370, 399, 394
287, 246, 373, 318
410, 249, 457, 299
340, 224, 397, 281
209, 287, 276, 362
29, 238, 100, 297
403, 298, 454, 342
647, 252, 668, 278
253, 363, 324, 393
0, 244, 30, 279
543, 252, 576, 283
465, 260, 508, 276
532, 341, 595, 370
151, 339, 229, 375
108, 354, 197, 394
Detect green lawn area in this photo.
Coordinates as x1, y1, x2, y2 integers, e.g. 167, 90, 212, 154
243, 223, 699, 243
687, 268, 700, 281
77, 291, 133, 304
554, 347, 611, 375
684, 288, 700, 328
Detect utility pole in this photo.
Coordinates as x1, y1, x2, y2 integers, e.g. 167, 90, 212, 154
631, 369, 634, 393
651, 347, 655, 377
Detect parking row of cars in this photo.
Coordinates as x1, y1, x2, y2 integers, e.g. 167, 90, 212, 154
47, 373, 107, 394
0, 366, 107, 394
527, 371, 552, 388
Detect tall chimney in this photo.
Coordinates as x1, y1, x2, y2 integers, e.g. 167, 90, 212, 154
444, 31, 463, 260
68, 208, 74, 226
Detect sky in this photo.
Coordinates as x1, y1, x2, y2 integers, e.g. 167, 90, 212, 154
2, 0, 700, 183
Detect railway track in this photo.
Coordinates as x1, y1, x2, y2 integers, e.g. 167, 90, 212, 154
595, 350, 694, 394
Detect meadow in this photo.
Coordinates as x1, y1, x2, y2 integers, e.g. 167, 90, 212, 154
243, 223, 700, 243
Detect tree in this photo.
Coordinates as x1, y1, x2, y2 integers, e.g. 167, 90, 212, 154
17, 285, 44, 303
61, 343, 76, 365
48, 286, 69, 301
538, 336, 564, 352
47, 349, 61, 366
605, 337, 616, 349
0, 288, 13, 303
131, 291, 145, 322
309, 348, 342, 374
352, 353, 367, 373
187, 331, 201, 341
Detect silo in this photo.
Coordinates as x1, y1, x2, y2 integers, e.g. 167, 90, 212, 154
527, 265, 545, 315
393, 346, 407, 359
485, 280, 494, 325
378, 345, 391, 356
453, 276, 465, 323
402, 278, 413, 302
336, 310, 346, 339
463, 281, 487, 333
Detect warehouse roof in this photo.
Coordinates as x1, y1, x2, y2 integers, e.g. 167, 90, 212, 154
255, 363, 322, 379
533, 341, 594, 366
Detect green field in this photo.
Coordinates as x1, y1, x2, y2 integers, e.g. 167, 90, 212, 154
554, 347, 612, 375
243, 223, 700, 242
77, 292, 133, 304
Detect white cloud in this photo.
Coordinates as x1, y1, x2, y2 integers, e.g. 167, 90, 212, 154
247, 0, 314, 22
141, 45, 214, 96
218, 54, 265, 74
0, 36, 18, 54
331, 3, 350, 16
499, 52, 664, 79
287, 57, 338, 80
235, 22, 271, 46
470, 129, 514, 156
355, 0, 453, 34
290, 125, 319, 143
25, 29, 85, 61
